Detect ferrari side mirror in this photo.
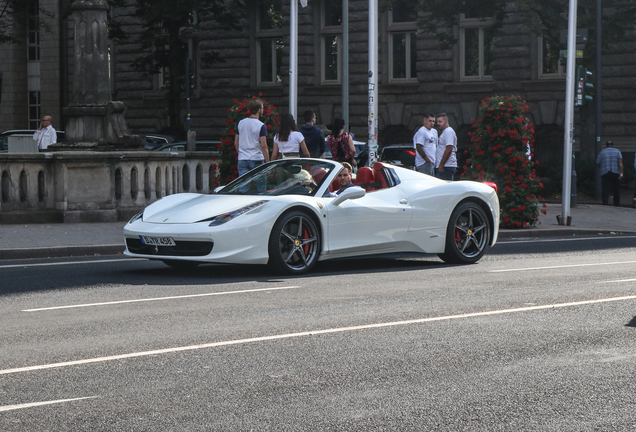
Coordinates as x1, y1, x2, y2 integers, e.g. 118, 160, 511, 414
330, 187, 366, 206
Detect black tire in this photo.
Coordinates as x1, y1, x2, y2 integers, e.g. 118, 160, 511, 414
268, 210, 321, 275
162, 260, 201, 270
438, 202, 490, 264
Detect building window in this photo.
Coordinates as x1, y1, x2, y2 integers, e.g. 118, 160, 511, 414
459, 13, 494, 80
256, 1, 284, 85
388, 5, 417, 82
27, 0, 40, 61
28, 91, 41, 129
321, 0, 342, 84
538, 36, 564, 78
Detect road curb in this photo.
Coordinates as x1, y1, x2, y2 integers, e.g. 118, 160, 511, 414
0, 245, 124, 260
498, 228, 635, 239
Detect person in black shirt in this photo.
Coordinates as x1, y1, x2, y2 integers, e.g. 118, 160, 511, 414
299, 110, 325, 158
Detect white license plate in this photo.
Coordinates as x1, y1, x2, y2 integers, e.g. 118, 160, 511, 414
140, 235, 176, 246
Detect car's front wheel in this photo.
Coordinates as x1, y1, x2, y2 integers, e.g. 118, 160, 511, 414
438, 202, 490, 264
268, 211, 320, 275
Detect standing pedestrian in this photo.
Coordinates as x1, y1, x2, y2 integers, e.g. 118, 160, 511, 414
326, 118, 357, 168
299, 110, 325, 158
413, 113, 437, 175
435, 113, 457, 181
33, 115, 57, 151
234, 99, 270, 177
596, 140, 623, 206
271, 113, 310, 160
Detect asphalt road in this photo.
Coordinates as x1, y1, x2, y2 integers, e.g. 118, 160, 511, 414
1, 235, 636, 431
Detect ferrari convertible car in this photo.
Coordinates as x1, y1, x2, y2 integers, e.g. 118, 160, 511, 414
123, 158, 499, 274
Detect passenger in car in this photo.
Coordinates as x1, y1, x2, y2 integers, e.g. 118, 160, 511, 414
329, 163, 362, 197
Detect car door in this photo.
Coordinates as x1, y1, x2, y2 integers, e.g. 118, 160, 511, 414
324, 187, 413, 255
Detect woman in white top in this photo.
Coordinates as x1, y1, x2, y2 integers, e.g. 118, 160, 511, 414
272, 113, 310, 160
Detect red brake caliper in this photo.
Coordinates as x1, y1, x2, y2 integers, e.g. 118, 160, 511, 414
455, 223, 462, 244
302, 227, 310, 255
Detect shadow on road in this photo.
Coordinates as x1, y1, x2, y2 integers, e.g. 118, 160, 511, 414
0, 254, 451, 295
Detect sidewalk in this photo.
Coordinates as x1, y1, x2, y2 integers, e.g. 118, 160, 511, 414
0, 203, 634, 260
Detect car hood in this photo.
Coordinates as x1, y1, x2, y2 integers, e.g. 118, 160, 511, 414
142, 194, 270, 224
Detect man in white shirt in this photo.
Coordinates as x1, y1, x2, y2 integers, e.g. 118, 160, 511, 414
435, 113, 458, 181
234, 99, 270, 177
33, 115, 57, 151
413, 113, 437, 175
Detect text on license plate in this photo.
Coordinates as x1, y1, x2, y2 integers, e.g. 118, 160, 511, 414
140, 236, 176, 246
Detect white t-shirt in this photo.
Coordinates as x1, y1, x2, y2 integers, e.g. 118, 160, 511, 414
237, 117, 267, 161
436, 127, 457, 168
413, 126, 438, 167
274, 131, 305, 155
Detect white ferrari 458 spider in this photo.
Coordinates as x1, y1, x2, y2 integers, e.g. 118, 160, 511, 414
123, 158, 499, 274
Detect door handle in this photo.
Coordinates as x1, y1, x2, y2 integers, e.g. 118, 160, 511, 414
399, 199, 408, 205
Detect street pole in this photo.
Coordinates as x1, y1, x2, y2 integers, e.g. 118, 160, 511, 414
594, 0, 602, 198
367, 0, 378, 166
289, 0, 298, 119
342, 0, 349, 132
560, 0, 578, 226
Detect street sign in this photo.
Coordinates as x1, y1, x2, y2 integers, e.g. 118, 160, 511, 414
560, 28, 588, 44
559, 50, 584, 59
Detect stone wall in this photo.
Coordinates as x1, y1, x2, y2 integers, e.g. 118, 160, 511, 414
0, 151, 220, 223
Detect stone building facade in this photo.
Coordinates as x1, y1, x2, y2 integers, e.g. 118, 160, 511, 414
2, 1, 635, 167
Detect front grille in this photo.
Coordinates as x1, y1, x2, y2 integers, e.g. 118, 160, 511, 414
126, 238, 213, 257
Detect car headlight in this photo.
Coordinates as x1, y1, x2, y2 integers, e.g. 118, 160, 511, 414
200, 200, 269, 227
128, 211, 143, 224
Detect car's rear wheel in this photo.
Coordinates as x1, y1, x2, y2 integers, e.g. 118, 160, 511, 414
438, 202, 490, 264
268, 211, 320, 275
162, 259, 200, 270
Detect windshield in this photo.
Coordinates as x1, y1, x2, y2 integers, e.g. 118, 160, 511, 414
218, 159, 337, 196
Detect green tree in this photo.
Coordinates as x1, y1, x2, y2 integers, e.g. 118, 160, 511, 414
106, 0, 243, 136
0, 0, 53, 45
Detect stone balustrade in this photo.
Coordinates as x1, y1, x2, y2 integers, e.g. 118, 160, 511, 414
0, 151, 220, 223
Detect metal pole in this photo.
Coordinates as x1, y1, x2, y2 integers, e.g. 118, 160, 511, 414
367, 0, 378, 166
289, 0, 298, 119
594, 0, 602, 198
342, 0, 349, 132
560, 0, 578, 225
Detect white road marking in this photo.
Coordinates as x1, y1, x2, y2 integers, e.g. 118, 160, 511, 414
0, 397, 97, 412
23, 286, 301, 312
489, 261, 636, 273
0, 258, 135, 269
598, 278, 636, 284
4, 294, 636, 376
500, 235, 636, 244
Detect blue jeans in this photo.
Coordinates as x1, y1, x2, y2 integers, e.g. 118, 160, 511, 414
435, 167, 456, 181
416, 162, 435, 176
237, 159, 264, 177
237, 159, 266, 193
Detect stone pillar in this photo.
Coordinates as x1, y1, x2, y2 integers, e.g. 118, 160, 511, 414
59, 0, 141, 149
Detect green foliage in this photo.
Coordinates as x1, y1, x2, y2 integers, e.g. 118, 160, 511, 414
0, 0, 54, 45
462, 95, 546, 229
218, 95, 280, 185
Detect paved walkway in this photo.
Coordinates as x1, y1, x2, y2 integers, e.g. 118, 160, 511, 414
0, 203, 634, 260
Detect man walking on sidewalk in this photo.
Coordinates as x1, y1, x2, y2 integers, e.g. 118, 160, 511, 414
596, 140, 623, 206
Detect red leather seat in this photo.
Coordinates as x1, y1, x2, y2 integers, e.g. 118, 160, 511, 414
311, 167, 327, 185
373, 162, 388, 189
353, 167, 375, 191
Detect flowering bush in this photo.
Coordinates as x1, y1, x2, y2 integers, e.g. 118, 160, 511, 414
218, 94, 280, 185
462, 95, 546, 228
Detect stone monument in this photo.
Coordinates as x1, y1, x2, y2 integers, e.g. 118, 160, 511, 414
56, 0, 141, 150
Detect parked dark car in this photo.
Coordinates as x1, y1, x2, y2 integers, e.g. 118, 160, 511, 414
152, 140, 221, 152
379, 144, 416, 169
144, 134, 175, 150
0, 130, 66, 152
